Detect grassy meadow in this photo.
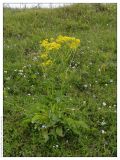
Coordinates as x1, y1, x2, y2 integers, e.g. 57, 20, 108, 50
3, 4, 117, 157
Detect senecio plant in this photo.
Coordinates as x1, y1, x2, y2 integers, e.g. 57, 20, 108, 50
23, 35, 89, 143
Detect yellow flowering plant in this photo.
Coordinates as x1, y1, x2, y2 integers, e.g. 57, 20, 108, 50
39, 35, 80, 69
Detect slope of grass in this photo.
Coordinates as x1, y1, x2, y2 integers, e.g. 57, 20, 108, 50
3, 4, 117, 157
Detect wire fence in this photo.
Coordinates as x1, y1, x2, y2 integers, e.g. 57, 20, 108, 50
3, 3, 72, 9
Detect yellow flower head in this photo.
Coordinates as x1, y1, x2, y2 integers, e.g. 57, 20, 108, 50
69, 39, 80, 49
41, 60, 53, 67
46, 42, 61, 51
40, 39, 61, 51
40, 35, 80, 51
40, 53, 48, 59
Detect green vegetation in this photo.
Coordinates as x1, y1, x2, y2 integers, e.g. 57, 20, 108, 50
3, 4, 117, 157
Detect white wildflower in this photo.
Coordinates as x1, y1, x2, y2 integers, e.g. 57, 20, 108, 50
89, 62, 92, 65
4, 71, 7, 73
110, 79, 113, 83
103, 102, 106, 106
55, 145, 59, 148
101, 121, 106, 126
41, 125, 47, 128
83, 101, 86, 104
32, 57, 37, 61
18, 72, 23, 75
84, 84, 88, 88
19, 70, 23, 72
101, 130, 106, 134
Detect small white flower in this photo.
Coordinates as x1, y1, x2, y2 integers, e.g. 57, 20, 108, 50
105, 84, 108, 86
4, 71, 7, 73
23, 75, 26, 78
19, 72, 23, 75
101, 121, 106, 126
83, 101, 86, 104
27, 93, 31, 96
14, 69, 17, 72
55, 145, 59, 148
98, 107, 101, 110
103, 102, 106, 106
19, 70, 23, 72
101, 130, 106, 134
98, 68, 101, 72
41, 125, 47, 128
95, 80, 98, 83
109, 106, 111, 108
84, 84, 88, 88
7, 87, 10, 90
32, 57, 37, 61
89, 62, 92, 65
72, 66, 75, 69
110, 79, 113, 83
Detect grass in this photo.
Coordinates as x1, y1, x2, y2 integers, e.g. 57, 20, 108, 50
3, 4, 117, 157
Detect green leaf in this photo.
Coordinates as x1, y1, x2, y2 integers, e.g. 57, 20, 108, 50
42, 130, 49, 142
64, 117, 89, 135
21, 118, 31, 128
56, 127, 64, 137
31, 74, 36, 79
31, 114, 41, 123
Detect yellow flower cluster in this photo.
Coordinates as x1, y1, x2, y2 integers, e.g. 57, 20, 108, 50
56, 35, 80, 49
40, 52, 53, 67
40, 35, 80, 51
40, 53, 48, 59
41, 39, 61, 51
41, 59, 53, 67
39, 35, 80, 67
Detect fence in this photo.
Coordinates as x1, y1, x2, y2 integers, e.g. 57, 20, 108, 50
3, 3, 72, 9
